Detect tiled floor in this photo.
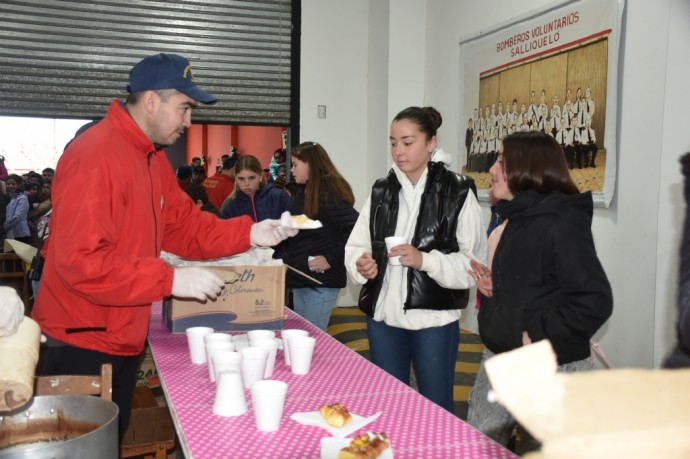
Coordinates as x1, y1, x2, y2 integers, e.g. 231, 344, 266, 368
327, 306, 484, 420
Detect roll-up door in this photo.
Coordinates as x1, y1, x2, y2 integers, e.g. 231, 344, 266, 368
0, 0, 294, 125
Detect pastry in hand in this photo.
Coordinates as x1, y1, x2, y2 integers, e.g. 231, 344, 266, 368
291, 214, 311, 225
338, 432, 390, 459
319, 403, 353, 427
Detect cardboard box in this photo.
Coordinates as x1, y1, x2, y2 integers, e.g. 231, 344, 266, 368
136, 345, 157, 387
485, 341, 690, 458
163, 265, 286, 333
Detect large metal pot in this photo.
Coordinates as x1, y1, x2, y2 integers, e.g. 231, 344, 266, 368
0, 395, 119, 459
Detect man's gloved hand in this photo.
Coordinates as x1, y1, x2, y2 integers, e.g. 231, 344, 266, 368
250, 219, 298, 247
0, 286, 24, 337
172, 267, 225, 301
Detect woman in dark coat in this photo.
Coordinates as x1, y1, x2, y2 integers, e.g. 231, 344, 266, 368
467, 131, 613, 453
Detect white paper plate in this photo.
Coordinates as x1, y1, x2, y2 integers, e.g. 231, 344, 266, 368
280, 211, 323, 230
290, 410, 382, 437
320, 437, 393, 459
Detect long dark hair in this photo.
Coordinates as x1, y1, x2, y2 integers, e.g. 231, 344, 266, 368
291, 142, 354, 218
502, 131, 579, 195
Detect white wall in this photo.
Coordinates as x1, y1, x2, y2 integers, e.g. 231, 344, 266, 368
301, 0, 690, 368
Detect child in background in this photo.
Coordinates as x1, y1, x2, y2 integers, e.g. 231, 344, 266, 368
269, 148, 286, 180
222, 155, 292, 259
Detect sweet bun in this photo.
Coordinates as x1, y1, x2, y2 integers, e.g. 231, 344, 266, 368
319, 403, 352, 427
338, 432, 389, 459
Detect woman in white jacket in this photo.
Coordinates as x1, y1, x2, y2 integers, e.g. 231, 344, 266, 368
345, 106, 486, 413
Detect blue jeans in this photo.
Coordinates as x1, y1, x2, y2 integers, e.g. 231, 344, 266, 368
292, 287, 340, 332
467, 348, 593, 453
366, 317, 459, 413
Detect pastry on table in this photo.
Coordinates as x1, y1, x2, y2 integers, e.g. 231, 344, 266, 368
319, 403, 352, 427
338, 433, 390, 459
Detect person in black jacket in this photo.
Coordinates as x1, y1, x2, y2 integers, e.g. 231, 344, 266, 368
466, 131, 613, 453
344, 107, 486, 413
287, 142, 358, 331
664, 152, 690, 369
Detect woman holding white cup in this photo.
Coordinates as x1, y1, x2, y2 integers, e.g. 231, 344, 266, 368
345, 106, 486, 413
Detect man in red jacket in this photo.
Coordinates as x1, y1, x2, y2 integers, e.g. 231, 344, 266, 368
202, 155, 237, 209
31, 53, 296, 440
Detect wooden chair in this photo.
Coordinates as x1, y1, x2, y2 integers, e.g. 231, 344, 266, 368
35, 363, 113, 400
35, 364, 175, 459
0, 252, 30, 309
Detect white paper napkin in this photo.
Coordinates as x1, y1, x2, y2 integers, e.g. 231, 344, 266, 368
320, 436, 394, 459
290, 410, 382, 437
280, 211, 323, 229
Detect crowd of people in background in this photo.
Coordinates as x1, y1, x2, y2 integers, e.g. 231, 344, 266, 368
0, 155, 54, 250
466, 86, 599, 172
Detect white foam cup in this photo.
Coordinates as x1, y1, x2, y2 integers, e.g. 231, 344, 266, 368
384, 236, 406, 265
288, 336, 316, 375
204, 332, 233, 346
213, 370, 247, 417
212, 351, 243, 384
247, 329, 276, 347
185, 326, 215, 364
206, 341, 235, 381
280, 329, 308, 366
254, 338, 279, 378
233, 334, 250, 352
240, 346, 269, 389
251, 380, 288, 432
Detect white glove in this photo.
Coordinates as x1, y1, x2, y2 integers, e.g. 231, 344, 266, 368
0, 286, 24, 337
171, 267, 225, 301
250, 219, 298, 247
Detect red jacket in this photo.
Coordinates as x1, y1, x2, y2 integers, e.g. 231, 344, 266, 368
202, 172, 235, 209
32, 100, 253, 356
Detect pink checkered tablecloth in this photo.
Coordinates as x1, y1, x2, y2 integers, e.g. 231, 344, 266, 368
147, 305, 518, 459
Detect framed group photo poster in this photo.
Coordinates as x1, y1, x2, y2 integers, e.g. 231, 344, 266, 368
458, 0, 625, 207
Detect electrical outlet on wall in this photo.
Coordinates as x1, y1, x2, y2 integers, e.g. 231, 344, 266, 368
317, 105, 326, 119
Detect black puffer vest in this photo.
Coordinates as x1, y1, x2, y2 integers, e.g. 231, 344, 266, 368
358, 161, 476, 317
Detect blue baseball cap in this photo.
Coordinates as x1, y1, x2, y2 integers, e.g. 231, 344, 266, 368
127, 53, 218, 105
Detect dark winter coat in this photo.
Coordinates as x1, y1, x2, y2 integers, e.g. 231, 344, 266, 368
478, 189, 613, 365
286, 186, 358, 289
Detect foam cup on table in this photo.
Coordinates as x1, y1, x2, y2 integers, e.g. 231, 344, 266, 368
288, 336, 316, 375
251, 380, 288, 432
206, 341, 235, 381
204, 332, 233, 346
254, 337, 279, 378
384, 236, 406, 266
185, 326, 214, 364
213, 369, 247, 417
247, 329, 276, 347
240, 346, 269, 389
233, 334, 249, 352
212, 351, 243, 384
281, 329, 309, 366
